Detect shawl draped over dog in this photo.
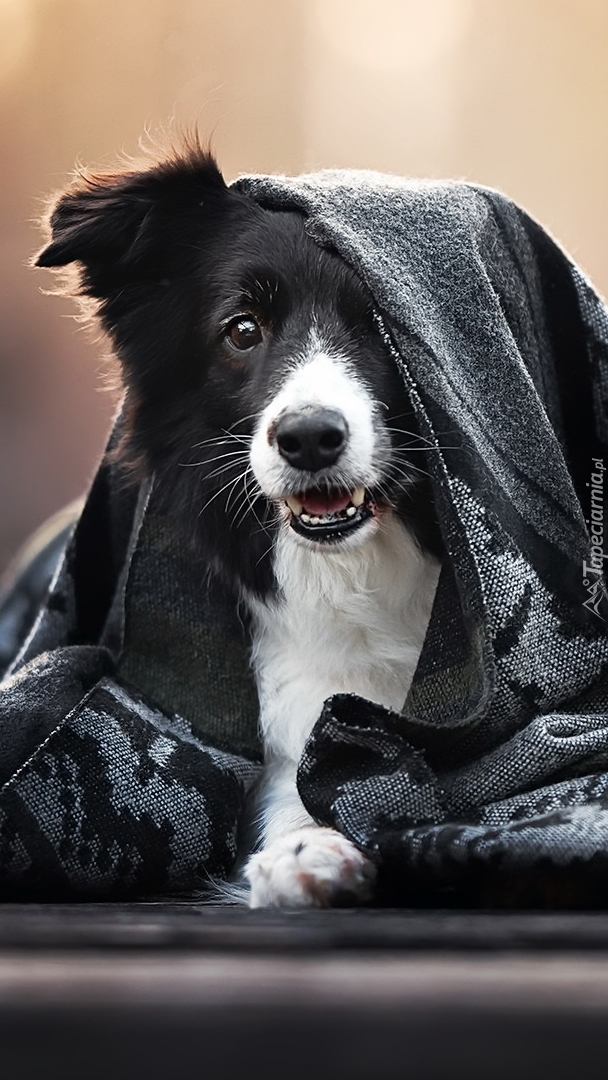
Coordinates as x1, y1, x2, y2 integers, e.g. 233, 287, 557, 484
1, 170, 607, 905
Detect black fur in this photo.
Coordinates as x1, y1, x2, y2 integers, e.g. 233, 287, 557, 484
35, 144, 441, 597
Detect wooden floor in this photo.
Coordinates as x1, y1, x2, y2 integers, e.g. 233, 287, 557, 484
2, 904, 608, 1079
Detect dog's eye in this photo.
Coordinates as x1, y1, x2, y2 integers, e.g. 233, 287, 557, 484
225, 316, 263, 351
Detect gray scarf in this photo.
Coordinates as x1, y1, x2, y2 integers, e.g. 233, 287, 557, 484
0, 170, 606, 904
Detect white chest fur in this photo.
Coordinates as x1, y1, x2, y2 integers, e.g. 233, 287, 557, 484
248, 514, 440, 767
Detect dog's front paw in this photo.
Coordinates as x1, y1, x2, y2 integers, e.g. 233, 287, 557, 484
245, 826, 376, 909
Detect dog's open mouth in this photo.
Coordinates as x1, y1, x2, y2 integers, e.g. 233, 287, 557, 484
284, 486, 376, 542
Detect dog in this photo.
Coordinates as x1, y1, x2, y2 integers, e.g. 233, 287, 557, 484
35, 143, 443, 907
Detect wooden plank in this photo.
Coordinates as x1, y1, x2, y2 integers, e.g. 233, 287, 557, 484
2, 903, 608, 951
2, 949, 608, 1008
0, 951, 608, 1080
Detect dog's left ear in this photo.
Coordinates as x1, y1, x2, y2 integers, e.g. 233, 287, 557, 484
34, 146, 233, 286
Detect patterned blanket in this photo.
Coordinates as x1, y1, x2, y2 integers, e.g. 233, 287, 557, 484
1, 171, 607, 904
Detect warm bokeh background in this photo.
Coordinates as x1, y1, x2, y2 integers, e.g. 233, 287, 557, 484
1, 0, 607, 575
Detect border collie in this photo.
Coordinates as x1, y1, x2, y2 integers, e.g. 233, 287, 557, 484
35, 144, 442, 908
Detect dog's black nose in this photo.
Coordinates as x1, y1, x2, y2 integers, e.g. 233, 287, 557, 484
274, 408, 349, 472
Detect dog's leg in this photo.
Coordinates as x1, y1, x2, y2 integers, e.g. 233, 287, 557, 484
244, 760, 376, 908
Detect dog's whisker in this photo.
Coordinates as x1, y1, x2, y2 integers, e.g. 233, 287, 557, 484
190, 439, 251, 454
197, 471, 252, 519
243, 474, 267, 532
250, 516, 280, 539
190, 436, 234, 450
191, 430, 254, 451
232, 472, 268, 532
225, 465, 264, 525
192, 414, 259, 448
223, 412, 260, 431
254, 536, 278, 569
224, 471, 249, 515
385, 415, 459, 436
226, 469, 253, 524
180, 450, 250, 469
220, 428, 253, 447
385, 455, 433, 481
383, 429, 458, 452
190, 458, 249, 484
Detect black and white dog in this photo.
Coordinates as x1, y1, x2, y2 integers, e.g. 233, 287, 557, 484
36, 145, 442, 907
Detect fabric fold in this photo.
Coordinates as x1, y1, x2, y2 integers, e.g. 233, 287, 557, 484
0, 673, 259, 899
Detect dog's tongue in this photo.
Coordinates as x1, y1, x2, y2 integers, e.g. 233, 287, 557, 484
302, 490, 352, 515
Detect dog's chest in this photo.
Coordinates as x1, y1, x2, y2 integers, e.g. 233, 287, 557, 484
249, 515, 440, 764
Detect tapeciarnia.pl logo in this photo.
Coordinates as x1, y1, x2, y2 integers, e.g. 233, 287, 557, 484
583, 457, 608, 618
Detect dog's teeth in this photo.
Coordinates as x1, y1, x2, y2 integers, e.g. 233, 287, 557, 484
346, 506, 357, 517
351, 487, 366, 508
310, 516, 321, 525
286, 496, 303, 516
301, 513, 312, 523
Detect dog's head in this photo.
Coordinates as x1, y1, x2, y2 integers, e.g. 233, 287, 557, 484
35, 143, 439, 594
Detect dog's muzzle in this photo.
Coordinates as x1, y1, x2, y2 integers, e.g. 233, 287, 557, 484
271, 406, 377, 543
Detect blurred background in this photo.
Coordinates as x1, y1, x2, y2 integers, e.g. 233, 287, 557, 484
0, 0, 607, 577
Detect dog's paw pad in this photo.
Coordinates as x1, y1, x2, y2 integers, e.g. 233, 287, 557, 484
245, 826, 376, 909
